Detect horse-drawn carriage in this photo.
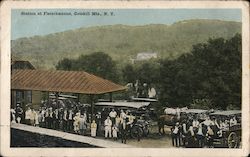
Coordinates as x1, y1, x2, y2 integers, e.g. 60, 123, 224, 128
158, 108, 209, 134
95, 101, 152, 139
210, 110, 241, 148
159, 107, 242, 148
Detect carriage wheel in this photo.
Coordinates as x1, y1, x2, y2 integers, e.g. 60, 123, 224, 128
131, 126, 143, 139
227, 132, 238, 148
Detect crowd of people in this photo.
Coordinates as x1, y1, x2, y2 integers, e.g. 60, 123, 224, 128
10, 101, 138, 144
170, 114, 239, 148
10, 100, 241, 147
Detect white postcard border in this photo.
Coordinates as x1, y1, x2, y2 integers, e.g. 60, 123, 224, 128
1, 1, 249, 156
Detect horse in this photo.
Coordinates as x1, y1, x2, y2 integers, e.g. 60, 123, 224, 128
157, 112, 188, 135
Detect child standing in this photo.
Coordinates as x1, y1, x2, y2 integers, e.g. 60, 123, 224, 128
112, 124, 118, 140
91, 120, 97, 137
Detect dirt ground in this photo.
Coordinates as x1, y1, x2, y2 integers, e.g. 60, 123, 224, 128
126, 134, 173, 148
102, 123, 174, 148
124, 123, 174, 148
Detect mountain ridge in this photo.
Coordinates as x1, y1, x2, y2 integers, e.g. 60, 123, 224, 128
12, 19, 241, 69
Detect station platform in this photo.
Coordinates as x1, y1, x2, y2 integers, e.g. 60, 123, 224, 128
11, 123, 133, 148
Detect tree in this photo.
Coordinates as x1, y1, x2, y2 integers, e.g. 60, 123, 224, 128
137, 61, 160, 86
158, 34, 241, 109
122, 64, 137, 84
56, 52, 119, 82
56, 58, 74, 70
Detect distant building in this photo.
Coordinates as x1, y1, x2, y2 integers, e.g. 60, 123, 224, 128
11, 60, 42, 109
131, 52, 157, 63
11, 60, 35, 70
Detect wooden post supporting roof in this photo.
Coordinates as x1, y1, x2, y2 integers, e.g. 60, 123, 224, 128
109, 93, 113, 102
90, 95, 94, 122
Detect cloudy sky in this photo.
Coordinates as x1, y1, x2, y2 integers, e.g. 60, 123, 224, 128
12, 9, 241, 40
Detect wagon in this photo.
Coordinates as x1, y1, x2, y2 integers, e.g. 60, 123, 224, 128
95, 101, 152, 139
181, 109, 209, 122
209, 110, 241, 148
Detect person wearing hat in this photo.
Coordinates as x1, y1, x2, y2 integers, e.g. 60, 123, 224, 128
53, 108, 59, 129
115, 115, 122, 127
119, 117, 127, 144
186, 125, 195, 147
230, 116, 237, 126
104, 116, 112, 138
120, 109, 127, 120
95, 112, 102, 135
58, 108, 64, 130
112, 124, 118, 141
48, 107, 54, 129
67, 109, 74, 132
171, 122, 180, 147
73, 112, 80, 134
109, 108, 117, 126
196, 123, 206, 148
25, 107, 32, 125
15, 104, 23, 124
30, 108, 36, 126
62, 109, 68, 131
180, 120, 188, 146
202, 116, 212, 126
206, 125, 214, 148
192, 117, 200, 133
44, 107, 49, 128
126, 113, 135, 131
79, 115, 86, 135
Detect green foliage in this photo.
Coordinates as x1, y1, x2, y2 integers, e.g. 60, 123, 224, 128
12, 19, 242, 110
158, 33, 241, 109
56, 52, 119, 82
11, 19, 241, 69
137, 61, 160, 86
190, 99, 213, 110
122, 64, 137, 83
56, 58, 73, 70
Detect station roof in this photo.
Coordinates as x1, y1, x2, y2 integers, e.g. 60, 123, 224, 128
11, 69, 126, 94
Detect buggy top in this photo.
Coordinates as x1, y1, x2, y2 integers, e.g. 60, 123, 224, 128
182, 109, 208, 114
95, 101, 151, 109
210, 110, 241, 116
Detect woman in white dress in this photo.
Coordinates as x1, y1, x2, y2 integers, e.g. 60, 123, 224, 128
73, 112, 80, 133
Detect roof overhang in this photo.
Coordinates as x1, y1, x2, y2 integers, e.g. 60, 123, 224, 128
11, 69, 126, 95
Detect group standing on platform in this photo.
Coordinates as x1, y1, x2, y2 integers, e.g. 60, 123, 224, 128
11, 100, 241, 147
11, 102, 136, 144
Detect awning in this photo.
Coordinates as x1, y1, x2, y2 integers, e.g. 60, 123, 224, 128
11, 69, 126, 94
95, 101, 150, 109
131, 97, 157, 102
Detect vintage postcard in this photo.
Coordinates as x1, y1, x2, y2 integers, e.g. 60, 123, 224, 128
0, 0, 249, 156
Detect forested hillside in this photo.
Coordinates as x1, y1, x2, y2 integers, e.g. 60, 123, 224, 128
11, 19, 241, 69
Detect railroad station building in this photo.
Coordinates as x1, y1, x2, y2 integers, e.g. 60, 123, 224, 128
11, 60, 126, 119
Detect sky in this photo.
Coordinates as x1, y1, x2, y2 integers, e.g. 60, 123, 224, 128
11, 9, 241, 40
